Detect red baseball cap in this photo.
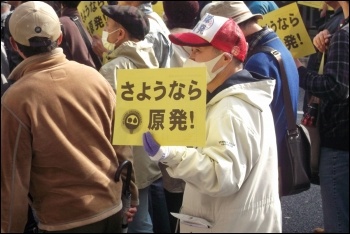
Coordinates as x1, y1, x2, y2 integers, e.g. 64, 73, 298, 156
169, 13, 247, 62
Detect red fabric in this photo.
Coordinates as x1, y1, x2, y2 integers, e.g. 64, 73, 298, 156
169, 15, 247, 62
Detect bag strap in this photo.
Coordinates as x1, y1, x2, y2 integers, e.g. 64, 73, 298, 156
69, 16, 102, 70
248, 46, 297, 134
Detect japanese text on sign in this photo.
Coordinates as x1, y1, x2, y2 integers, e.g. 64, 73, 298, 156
120, 80, 202, 101
113, 68, 207, 146
77, 1, 107, 36
258, 2, 316, 58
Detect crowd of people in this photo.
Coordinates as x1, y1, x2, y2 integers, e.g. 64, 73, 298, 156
1, 1, 348, 233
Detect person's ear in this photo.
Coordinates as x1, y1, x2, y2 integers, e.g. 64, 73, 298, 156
57, 32, 63, 46
10, 36, 26, 59
9, 36, 18, 52
223, 52, 233, 62
118, 28, 126, 39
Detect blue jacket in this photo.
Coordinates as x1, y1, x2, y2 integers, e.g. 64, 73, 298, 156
244, 1, 279, 15
245, 27, 299, 153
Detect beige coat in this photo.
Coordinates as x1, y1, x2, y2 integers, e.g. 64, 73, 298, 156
161, 71, 282, 232
1, 48, 138, 232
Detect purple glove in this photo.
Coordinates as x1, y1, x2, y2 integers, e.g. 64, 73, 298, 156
143, 132, 170, 161
143, 132, 160, 156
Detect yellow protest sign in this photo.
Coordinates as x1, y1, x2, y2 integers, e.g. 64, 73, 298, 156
297, 1, 333, 10
258, 2, 316, 58
113, 67, 207, 146
152, 1, 164, 17
77, 1, 108, 36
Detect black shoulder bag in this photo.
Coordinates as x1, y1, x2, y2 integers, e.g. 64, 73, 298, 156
248, 46, 311, 196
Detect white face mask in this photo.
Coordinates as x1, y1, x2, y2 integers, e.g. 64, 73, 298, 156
101, 29, 121, 51
183, 53, 228, 83
101, 31, 114, 51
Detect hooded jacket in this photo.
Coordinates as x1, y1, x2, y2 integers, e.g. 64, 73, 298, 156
139, 2, 172, 68
169, 27, 192, 68
160, 70, 282, 232
99, 40, 158, 91
1, 48, 137, 232
99, 40, 161, 189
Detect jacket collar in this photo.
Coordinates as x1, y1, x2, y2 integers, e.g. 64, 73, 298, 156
245, 26, 276, 54
207, 69, 260, 103
8, 48, 67, 82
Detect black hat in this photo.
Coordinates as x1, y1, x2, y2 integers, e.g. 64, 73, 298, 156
163, 1, 199, 30
101, 5, 150, 41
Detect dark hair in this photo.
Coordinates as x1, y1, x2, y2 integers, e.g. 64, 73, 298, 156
61, 1, 81, 8
238, 16, 258, 30
16, 37, 58, 57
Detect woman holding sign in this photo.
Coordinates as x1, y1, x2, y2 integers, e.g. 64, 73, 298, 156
295, 1, 349, 233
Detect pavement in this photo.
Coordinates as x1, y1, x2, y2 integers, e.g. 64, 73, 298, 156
281, 184, 323, 233
281, 68, 324, 233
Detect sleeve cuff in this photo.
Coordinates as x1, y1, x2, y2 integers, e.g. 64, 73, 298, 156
150, 146, 170, 161
298, 66, 309, 89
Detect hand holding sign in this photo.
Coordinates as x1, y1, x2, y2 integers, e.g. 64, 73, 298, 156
92, 34, 108, 57
312, 29, 332, 53
143, 132, 170, 161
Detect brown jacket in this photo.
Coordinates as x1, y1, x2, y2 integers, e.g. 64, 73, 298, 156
1, 48, 138, 232
60, 8, 100, 70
